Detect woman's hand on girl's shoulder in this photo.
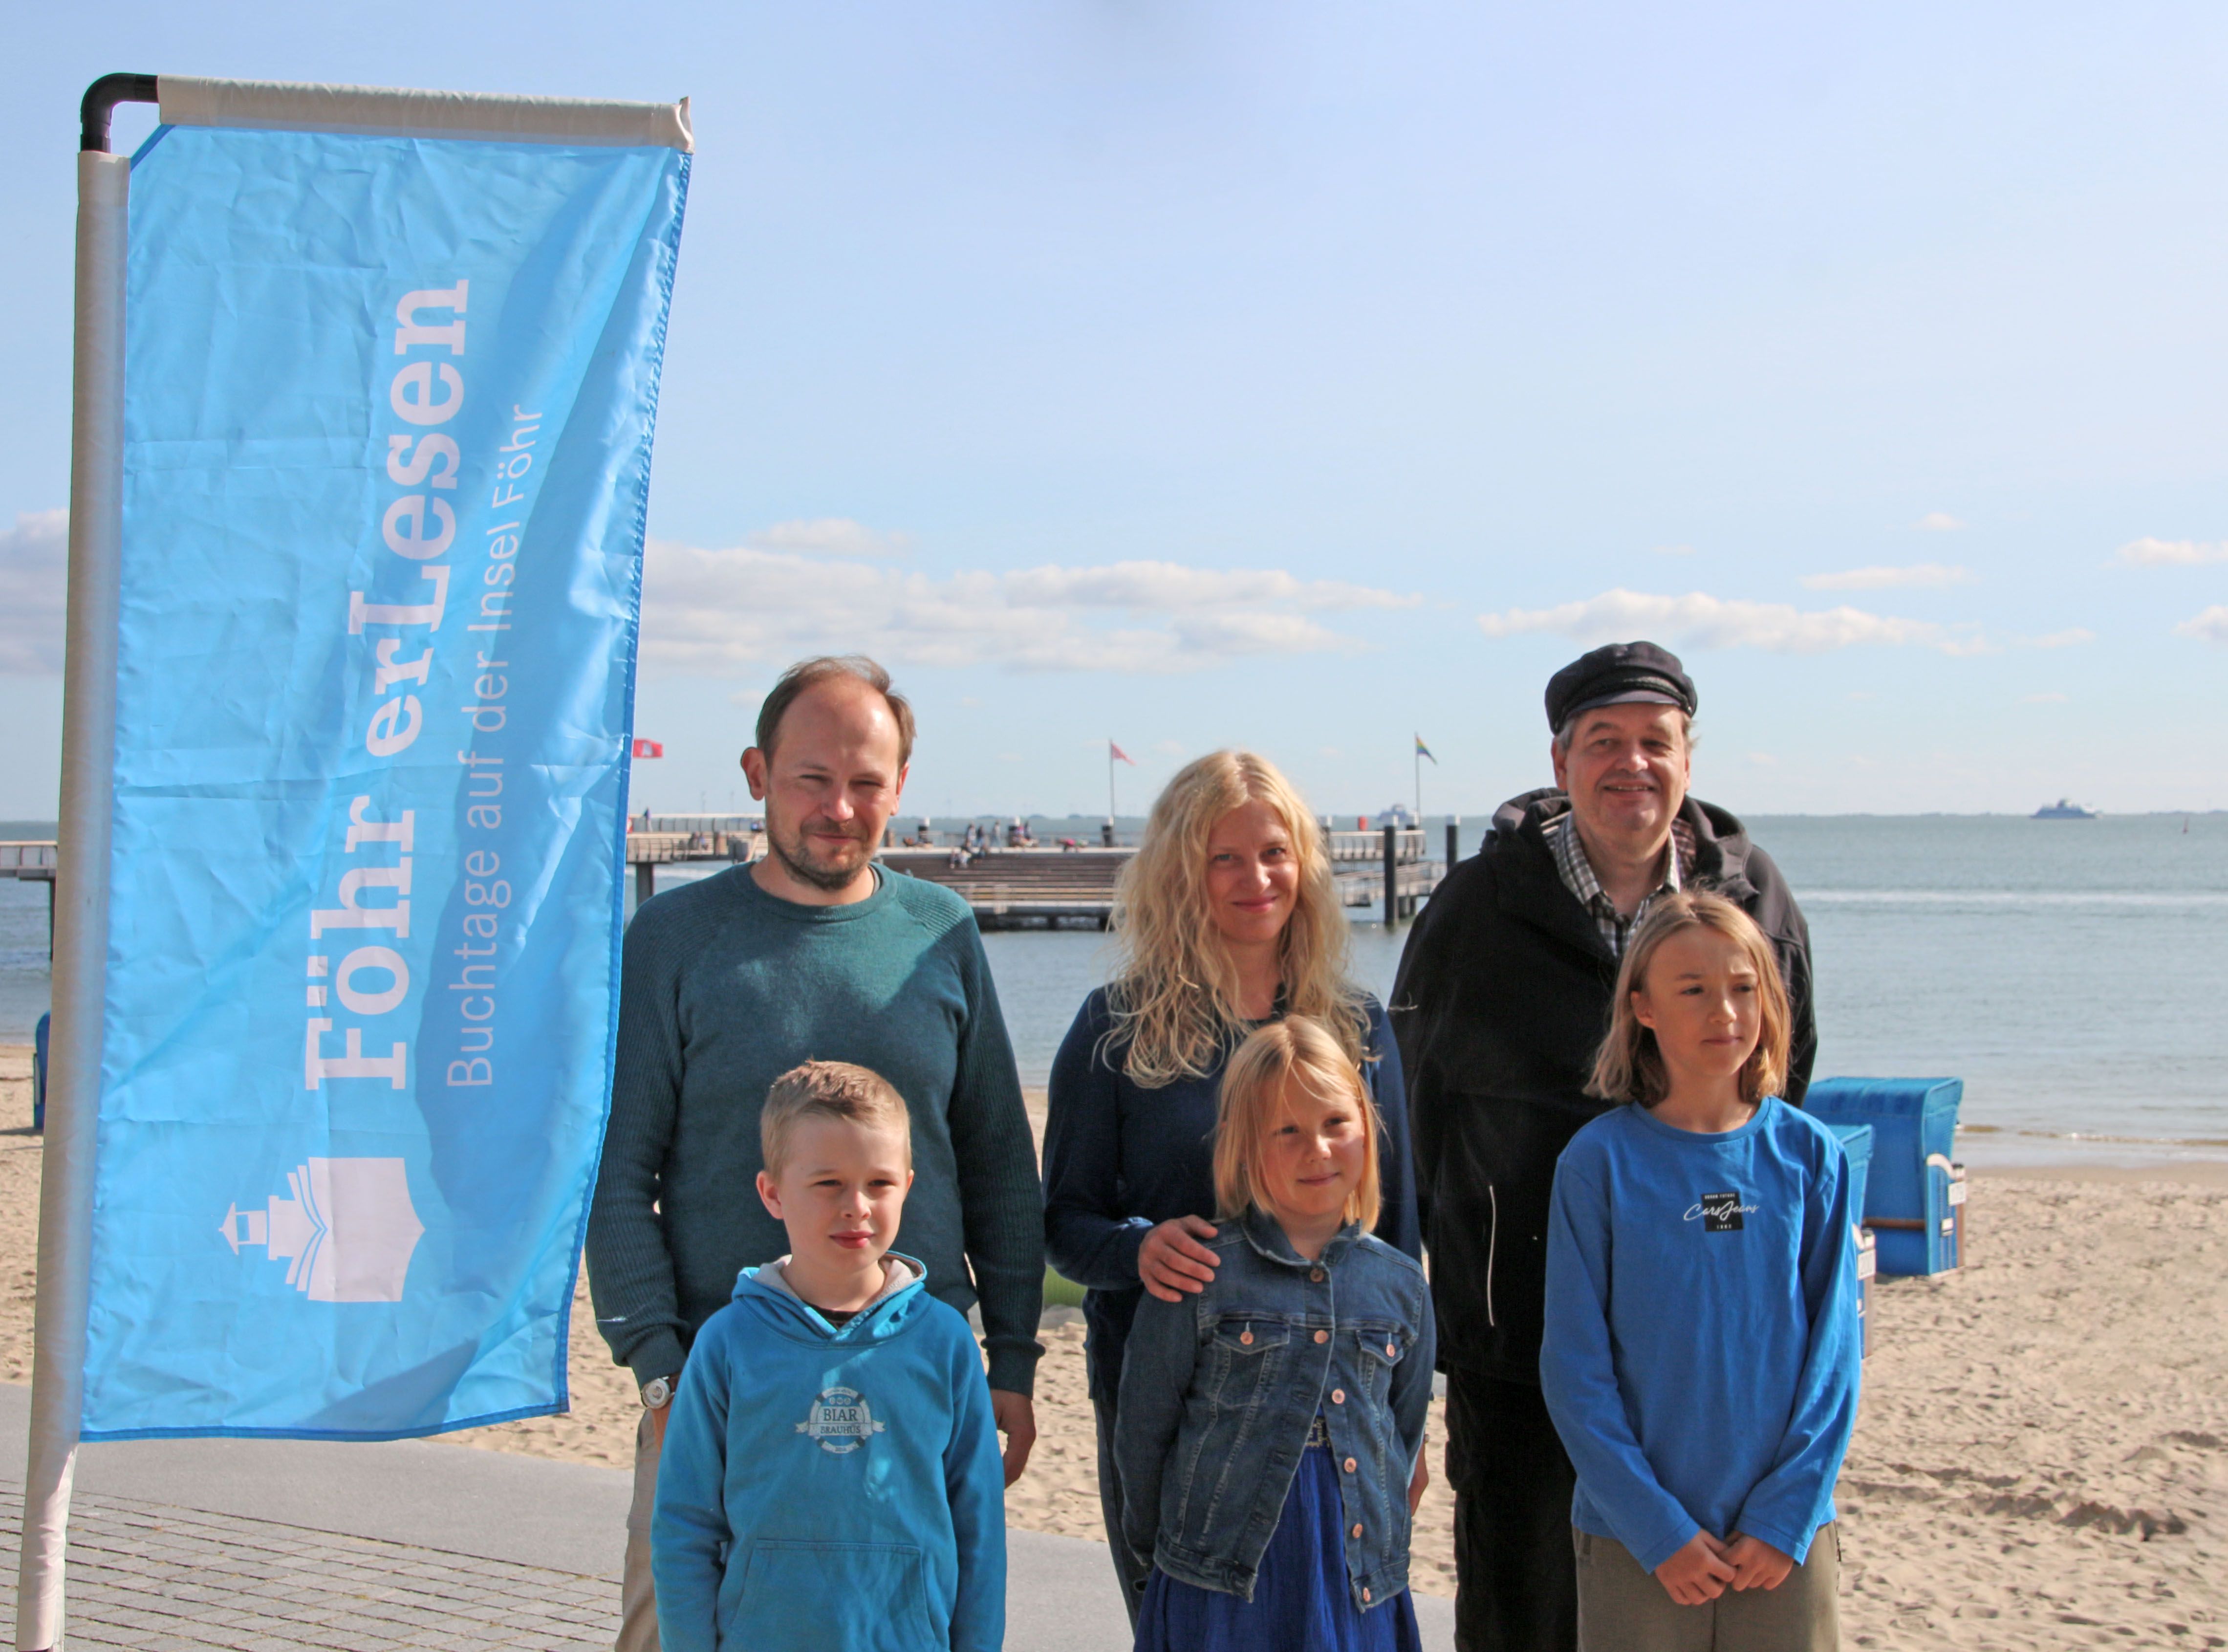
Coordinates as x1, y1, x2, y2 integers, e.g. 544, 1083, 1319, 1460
1138, 1216, 1221, 1303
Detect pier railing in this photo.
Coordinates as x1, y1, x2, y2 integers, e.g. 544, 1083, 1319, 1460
0, 842, 59, 878
1325, 829, 1427, 864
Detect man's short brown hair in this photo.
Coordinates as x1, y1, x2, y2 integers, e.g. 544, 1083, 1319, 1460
754, 656, 916, 769
760, 1060, 912, 1177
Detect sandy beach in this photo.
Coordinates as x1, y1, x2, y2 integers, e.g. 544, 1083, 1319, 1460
2, 1049, 2222, 1645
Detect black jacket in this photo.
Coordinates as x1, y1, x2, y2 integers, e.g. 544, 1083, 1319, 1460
1390, 789, 1816, 1383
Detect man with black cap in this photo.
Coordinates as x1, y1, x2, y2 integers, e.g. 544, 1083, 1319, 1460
1391, 640, 1816, 1652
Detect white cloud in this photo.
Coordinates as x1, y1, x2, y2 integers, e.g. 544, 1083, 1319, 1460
2021, 692, 2070, 704
2176, 606, 2228, 645
641, 543, 1415, 675
746, 518, 913, 559
1000, 562, 1414, 613
1476, 588, 1987, 655
1915, 512, 1966, 532
1747, 752, 1778, 767
1801, 563, 1974, 591
0, 509, 67, 674
2115, 537, 2228, 567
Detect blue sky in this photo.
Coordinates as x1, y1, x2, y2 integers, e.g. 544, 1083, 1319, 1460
3, 2, 2225, 820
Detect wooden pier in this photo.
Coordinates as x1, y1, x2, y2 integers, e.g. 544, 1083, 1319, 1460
3, 823, 1447, 939
880, 847, 1132, 930
0, 842, 58, 951
876, 827, 1444, 931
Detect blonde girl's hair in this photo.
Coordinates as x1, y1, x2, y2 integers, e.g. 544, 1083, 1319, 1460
1587, 891, 1792, 1107
1105, 750, 1367, 1086
1212, 1017, 1382, 1230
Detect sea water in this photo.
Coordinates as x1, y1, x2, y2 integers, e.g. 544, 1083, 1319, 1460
3, 814, 2221, 1166
978, 812, 2228, 1168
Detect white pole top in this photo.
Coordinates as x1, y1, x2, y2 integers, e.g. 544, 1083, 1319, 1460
157, 76, 692, 152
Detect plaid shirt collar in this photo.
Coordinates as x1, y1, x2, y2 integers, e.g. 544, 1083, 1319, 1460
1544, 810, 1697, 958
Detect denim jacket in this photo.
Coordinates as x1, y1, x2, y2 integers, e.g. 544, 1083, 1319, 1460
1114, 1207, 1435, 1609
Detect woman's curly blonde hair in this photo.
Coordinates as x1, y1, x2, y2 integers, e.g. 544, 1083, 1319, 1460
1105, 750, 1368, 1087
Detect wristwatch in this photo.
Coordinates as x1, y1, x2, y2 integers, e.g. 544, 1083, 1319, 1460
640, 1373, 678, 1410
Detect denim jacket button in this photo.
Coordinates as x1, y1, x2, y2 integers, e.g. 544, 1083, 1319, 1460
1313, 1329, 1329, 1344
1351, 1523, 1363, 1540
1385, 1341, 1396, 1358
1310, 1268, 1325, 1282
1331, 1389, 1345, 1404
1343, 1456, 1358, 1473
1240, 1331, 1253, 1346
1363, 1587, 1373, 1603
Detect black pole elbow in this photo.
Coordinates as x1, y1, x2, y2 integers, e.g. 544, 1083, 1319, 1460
81, 73, 160, 152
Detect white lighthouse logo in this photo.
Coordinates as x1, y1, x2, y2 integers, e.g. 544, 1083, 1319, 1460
218, 1158, 425, 1303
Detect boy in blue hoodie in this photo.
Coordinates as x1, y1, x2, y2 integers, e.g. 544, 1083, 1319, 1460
651, 1061, 1007, 1652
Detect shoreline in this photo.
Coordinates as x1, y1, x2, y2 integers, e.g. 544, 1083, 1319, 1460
0, 1040, 2217, 1177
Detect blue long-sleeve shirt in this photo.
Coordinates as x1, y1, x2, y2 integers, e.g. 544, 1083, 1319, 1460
1538, 1098, 1860, 1573
1042, 988, 1419, 1404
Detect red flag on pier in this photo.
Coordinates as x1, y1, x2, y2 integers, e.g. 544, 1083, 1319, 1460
1110, 740, 1136, 765
632, 738, 664, 758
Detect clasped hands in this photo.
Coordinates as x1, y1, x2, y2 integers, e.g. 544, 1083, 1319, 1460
1652, 1530, 1794, 1604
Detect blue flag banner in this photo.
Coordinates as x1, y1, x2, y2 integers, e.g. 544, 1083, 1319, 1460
81, 119, 688, 1439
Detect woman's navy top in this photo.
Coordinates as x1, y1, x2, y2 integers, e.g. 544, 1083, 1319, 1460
1042, 987, 1419, 1403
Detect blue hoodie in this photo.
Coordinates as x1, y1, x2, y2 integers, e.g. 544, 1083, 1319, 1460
651, 1256, 1007, 1652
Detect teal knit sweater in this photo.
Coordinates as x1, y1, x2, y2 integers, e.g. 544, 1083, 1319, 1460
586, 865, 1044, 1394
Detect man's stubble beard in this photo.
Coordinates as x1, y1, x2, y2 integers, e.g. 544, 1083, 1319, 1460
768, 820, 872, 893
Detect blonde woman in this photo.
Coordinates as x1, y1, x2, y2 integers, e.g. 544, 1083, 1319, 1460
1042, 751, 1421, 1615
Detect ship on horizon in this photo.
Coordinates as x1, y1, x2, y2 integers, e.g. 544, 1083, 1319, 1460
2033, 798, 2099, 820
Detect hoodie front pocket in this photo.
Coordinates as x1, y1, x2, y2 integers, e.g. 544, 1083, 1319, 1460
736, 1540, 936, 1651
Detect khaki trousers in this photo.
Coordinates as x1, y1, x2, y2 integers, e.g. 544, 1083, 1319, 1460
1573, 1526, 1841, 1652
619, 1408, 664, 1652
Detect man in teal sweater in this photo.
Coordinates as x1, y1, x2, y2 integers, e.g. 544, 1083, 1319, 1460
588, 655, 1044, 1652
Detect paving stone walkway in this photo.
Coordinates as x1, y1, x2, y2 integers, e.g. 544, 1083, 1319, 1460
0, 1488, 615, 1650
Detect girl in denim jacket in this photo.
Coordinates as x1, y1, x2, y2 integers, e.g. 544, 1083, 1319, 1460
1116, 1017, 1435, 1652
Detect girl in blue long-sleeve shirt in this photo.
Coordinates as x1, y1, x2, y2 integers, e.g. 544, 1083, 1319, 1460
1540, 891, 1859, 1652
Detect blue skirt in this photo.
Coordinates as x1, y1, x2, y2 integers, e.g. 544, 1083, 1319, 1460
1134, 1445, 1422, 1652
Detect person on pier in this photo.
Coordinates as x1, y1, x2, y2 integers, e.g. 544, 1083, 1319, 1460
1391, 640, 1817, 1652
1042, 749, 1424, 1621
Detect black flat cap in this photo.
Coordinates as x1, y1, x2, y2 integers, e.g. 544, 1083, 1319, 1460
1545, 640, 1697, 732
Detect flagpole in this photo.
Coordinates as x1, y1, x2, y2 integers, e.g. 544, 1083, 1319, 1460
18, 76, 148, 1652
1107, 739, 1116, 828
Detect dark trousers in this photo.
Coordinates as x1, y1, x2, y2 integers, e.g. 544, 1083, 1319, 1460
1093, 1393, 1154, 1628
1445, 1369, 1579, 1652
